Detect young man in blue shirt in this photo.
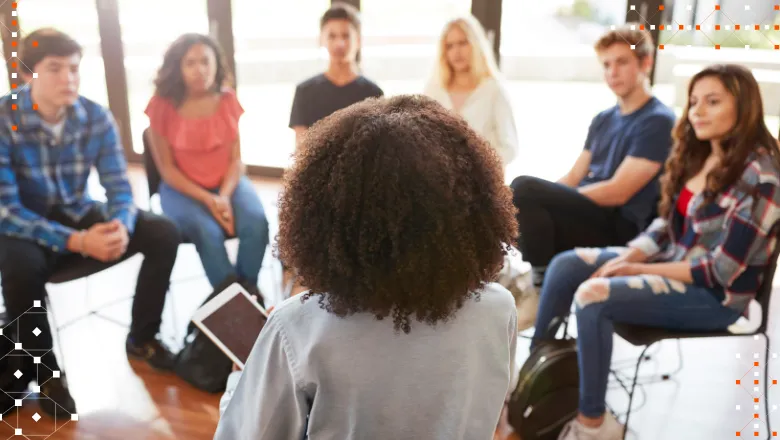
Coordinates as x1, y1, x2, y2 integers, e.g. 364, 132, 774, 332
510, 25, 676, 290
0, 29, 181, 416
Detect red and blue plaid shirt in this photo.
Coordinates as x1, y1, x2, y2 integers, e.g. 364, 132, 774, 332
0, 88, 137, 253
629, 151, 780, 316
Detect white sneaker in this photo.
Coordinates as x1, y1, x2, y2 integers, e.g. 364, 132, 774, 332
557, 412, 625, 440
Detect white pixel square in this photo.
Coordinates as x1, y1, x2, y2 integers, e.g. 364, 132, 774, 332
611, 25, 616, 30
738, 405, 742, 410
15, 343, 21, 350
688, 25, 693, 30
630, 25, 636, 30
767, 25, 771, 30
0, 328, 3, 336
726, 25, 731, 30
33, 300, 41, 308
756, 405, 760, 410
756, 423, 760, 429
53, 371, 60, 378
651, 25, 656, 30
32, 73, 38, 79
15, 429, 21, 436
11, 94, 16, 100
746, 45, 751, 49
630, 5, 636, 10
755, 353, 760, 358
71, 414, 78, 421
774, 353, 777, 359
755, 387, 760, 392
631, 45, 636, 49
11, 32, 16, 37
33, 357, 40, 364
774, 405, 778, 411
755, 335, 760, 340
32, 385, 39, 393
15, 400, 21, 407
756, 372, 760, 376
11, 73, 16, 79
745, 5, 751, 10
11, 52, 16, 57
11, 11, 16, 16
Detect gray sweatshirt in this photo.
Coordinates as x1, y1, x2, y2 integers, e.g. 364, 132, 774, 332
214, 282, 518, 440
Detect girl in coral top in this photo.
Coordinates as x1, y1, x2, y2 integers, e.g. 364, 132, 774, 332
145, 34, 269, 302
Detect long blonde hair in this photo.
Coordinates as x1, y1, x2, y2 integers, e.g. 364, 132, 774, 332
431, 15, 500, 88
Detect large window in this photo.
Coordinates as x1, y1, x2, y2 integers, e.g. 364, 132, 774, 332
231, 0, 329, 169
118, 0, 210, 154
17, 0, 108, 106
361, 0, 472, 96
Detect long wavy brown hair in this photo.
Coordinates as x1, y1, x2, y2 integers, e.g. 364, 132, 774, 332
277, 95, 517, 334
153, 33, 233, 106
658, 64, 780, 217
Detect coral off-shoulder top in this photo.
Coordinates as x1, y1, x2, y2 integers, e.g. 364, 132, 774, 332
144, 88, 244, 190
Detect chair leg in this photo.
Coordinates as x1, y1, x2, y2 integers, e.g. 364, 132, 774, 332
623, 344, 651, 440
764, 332, 772, 440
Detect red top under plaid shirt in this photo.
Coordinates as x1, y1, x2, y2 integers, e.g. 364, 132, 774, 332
628, 150, 780, 317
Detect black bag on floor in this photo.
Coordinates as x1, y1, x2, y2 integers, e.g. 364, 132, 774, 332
173, 277, 238, 394
507, 318, 579, 440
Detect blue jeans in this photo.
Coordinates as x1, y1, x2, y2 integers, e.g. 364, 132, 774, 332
532, 248, 742, 418
160, 176, 270, 288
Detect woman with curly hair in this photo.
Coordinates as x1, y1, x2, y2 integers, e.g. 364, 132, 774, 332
214, 95, 519, 439
144, 34, 269, 301
532, 64, 780, 440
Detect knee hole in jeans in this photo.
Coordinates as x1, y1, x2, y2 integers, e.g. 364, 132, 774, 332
574, 278, 611, 308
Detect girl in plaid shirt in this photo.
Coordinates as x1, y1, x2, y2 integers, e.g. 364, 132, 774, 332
532, 64, 780, 440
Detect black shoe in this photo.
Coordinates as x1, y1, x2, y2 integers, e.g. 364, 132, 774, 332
126, 335, 176, 371
38, 376, 77, 417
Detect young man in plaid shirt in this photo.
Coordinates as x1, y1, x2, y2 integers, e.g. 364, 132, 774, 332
0, 29, 181, 416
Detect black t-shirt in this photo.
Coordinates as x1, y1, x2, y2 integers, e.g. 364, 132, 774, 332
288, 74, 384, 129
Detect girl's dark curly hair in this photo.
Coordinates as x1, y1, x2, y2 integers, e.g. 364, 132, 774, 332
153, 33, 233, 106
659, 64, 780, 218
277, 95, 518, 334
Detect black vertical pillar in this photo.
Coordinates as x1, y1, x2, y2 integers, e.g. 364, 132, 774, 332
626, 0, 665, 86
471, 0, 502, 66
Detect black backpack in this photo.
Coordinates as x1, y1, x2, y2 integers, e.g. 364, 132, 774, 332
173, 276, 239, 393
507, 318, 579, 439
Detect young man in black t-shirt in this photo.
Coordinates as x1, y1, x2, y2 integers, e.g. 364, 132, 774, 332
285, 3, 383, 295
289, 2, 383, 150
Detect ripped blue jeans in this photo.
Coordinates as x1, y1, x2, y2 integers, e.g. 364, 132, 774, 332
532, 247, 742, 418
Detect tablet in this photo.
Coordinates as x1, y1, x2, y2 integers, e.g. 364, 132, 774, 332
191, 282, 269, 369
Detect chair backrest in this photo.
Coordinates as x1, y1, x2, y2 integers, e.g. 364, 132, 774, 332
754, 222, 780, 334
142, 128, 162, 198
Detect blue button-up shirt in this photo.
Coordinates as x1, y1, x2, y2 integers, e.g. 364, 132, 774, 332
0, 88, 137, 253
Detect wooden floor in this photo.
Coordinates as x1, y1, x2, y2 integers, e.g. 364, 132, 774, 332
2, 165, 780, 439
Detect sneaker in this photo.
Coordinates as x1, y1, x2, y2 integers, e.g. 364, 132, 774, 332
558, 412, 624, 440
126, 335, 176, 371
38, 376, 77, 417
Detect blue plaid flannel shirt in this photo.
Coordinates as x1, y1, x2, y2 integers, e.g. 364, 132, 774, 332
628, 151, 780, 316
0, 88, 137, 253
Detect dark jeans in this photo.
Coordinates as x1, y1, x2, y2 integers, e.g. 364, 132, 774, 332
510, 175, 640, 268
0, 205, 181, 376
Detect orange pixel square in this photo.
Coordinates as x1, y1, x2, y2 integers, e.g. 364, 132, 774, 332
659, 44, 665, 49
737, 433, 741, 437
737, 379, 742, 384
11, 41, 17, 47
775, 25, 779, 30
32, 104, 38, 110
679, 24, 684, 30
756, 362, 760, 367
756, 398, 760, 403
755, 380, 760, 385
716, 5, 721, 10
776, 45, 780, 50
716, 25, 721, 30
716, 45, 721, 49
776, 5, 780, 11
756, 414, 760, 418
660, 25, 665, 30
756, 433, 760, 437
696, 25, 701, 30
774, 379, 778, 384
736, 25, 741, 30
640, 24, 645, 30
756, 25, 761, 30
659, 5, 664, 10
11, 104, 17, 110
11, 126, 17, 131
11, 2, 16, 7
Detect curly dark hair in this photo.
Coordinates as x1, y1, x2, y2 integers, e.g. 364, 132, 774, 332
277, 95, 517, 334
153, 33, 232, 106
659, 64, 780, 217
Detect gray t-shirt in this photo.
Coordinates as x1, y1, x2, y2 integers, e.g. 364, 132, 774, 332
215, 282, 518, 440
